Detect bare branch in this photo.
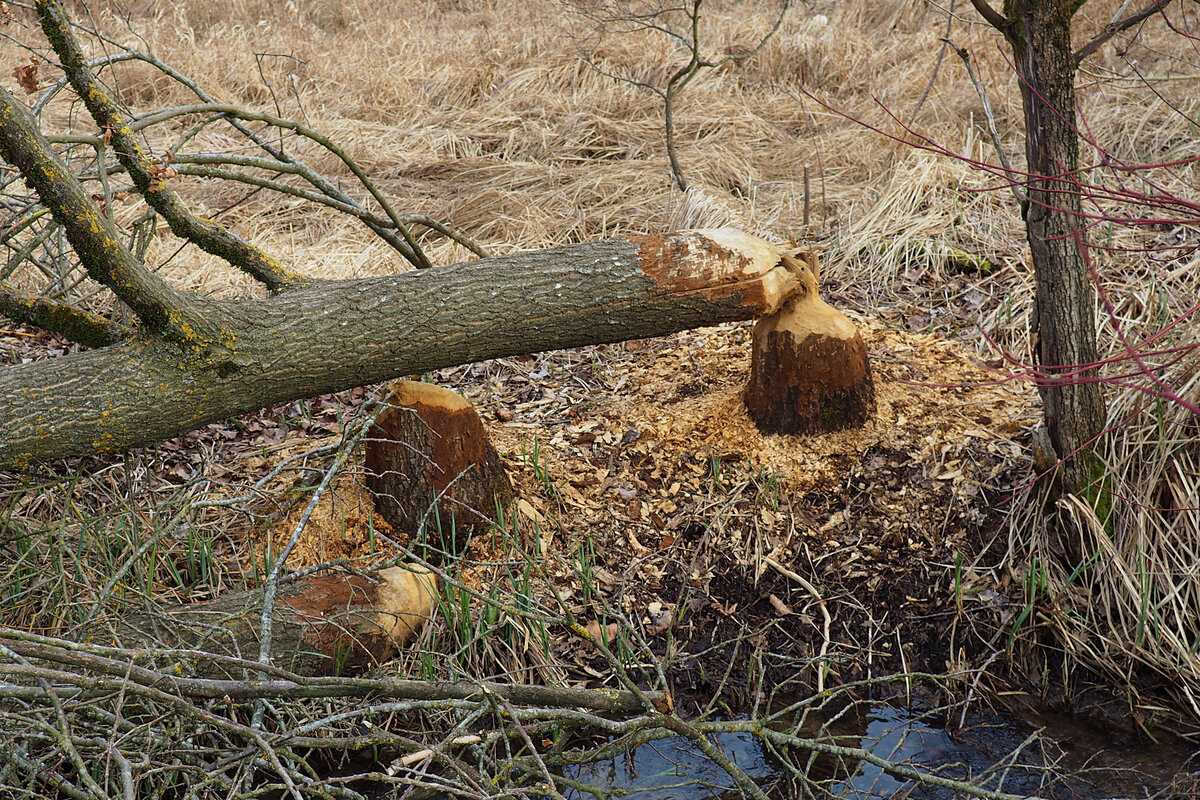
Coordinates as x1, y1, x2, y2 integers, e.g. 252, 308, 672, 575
969, 0, 1008, 30
0, 628, 669, 712
52, 47, 429, 266
1075, 0, 1174, 64
130, 102, 436, 268
0, 84, 222, 342
36, 0, 309, 292
707, 0, 789, 70
948, 40, 1027, 206
909, 0, 956, 124
568, 0, 788, 193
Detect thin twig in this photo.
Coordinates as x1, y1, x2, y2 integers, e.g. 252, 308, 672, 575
947, 39, 1027, 206
1075, 0, 1175, 64
764, 556, 832, 693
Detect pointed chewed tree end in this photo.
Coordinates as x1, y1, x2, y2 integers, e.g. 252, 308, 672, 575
743, 251, 875, 435
365, 380, 514, 559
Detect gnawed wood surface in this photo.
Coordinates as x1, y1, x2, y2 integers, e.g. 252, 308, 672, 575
89, 566, 438, 677
365, 380, 514, 556
744, 252, 875, 434
2, 229, 801, 466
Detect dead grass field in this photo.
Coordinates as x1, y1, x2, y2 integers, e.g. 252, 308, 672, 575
4, 0, 1200, 749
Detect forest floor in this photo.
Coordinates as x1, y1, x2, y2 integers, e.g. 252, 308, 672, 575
222, 312, 1042, 716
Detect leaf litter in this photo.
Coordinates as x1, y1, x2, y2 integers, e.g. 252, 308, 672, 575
245, 315, 1036, 699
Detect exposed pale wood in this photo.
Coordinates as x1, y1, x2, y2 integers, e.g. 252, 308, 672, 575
0, 229, 800, 467
91, 567, 438, 677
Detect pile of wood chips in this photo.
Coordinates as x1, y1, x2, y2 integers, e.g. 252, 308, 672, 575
255, 317, 1038, 685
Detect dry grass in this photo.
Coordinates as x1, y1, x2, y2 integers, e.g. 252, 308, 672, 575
2, 0, 1200, 729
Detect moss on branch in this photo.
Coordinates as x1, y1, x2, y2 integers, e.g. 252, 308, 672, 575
0, 84, 224, 348
36, 0, 308, 293
0, 283, 130, 348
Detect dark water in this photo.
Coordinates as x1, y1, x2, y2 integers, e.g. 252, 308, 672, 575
566, 728, 776, 799
563, 704, 1198, 799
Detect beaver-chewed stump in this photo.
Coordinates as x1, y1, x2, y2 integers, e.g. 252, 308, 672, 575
365, 380, 514, 558
743, 250, 875, 434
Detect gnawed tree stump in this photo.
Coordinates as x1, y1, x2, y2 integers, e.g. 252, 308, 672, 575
91, 566, 438, 678
365, 380, 514, 558
744, 251, 875, 434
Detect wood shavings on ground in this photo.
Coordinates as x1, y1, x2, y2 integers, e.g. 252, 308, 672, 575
429, 318, 1041, 700
257, 463, 406, 570
220, 315, 1038, 701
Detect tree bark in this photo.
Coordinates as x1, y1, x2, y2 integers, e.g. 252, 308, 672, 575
0, 229, 799, 467
1003, 0, 1106, 495
743, 252, 874, 434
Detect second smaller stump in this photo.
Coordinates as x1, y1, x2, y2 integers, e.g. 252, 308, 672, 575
743, 251, 875, 434
365, 381, 514, 559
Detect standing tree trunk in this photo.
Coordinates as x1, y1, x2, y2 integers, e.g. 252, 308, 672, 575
1000, 0, 1107, 496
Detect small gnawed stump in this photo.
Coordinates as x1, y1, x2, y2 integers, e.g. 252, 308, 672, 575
365, 380, 514, 558
743, 251, 874, 434
91, 566, 438, 678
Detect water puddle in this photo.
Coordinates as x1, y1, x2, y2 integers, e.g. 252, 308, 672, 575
563, 702, 1197, 799
566, 729, 777, 799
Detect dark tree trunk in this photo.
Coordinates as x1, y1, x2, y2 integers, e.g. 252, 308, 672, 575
1004, 0, 1106, 496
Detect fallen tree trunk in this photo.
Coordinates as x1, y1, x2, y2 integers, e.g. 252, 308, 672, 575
0, 626, 670, 711
83, 566, 439, 678
0, 229, 798, 466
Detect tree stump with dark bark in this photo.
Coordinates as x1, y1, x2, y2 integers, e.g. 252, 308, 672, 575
365, 380, 514, 558
92, 566, 438, 678
743, 251, 875, 434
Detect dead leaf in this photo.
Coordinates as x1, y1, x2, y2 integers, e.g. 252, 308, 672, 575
767, 594, 793, 616
13, 56, 39, 94
625, 497, 642, 520
584, 619, 619, 645
517, 499, 545, 525
646, 601, 673, 634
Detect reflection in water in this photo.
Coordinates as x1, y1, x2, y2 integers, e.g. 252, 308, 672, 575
826, 706, 1038, 799
828, 705, 1194, 799
564, 730, 779, 799
563, 703, 1194, 799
